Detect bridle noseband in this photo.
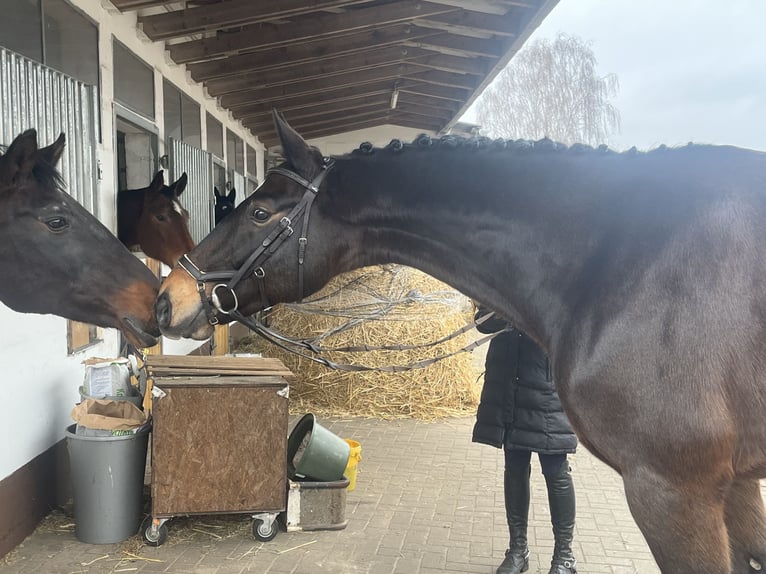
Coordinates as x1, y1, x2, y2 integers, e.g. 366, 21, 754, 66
178, 159, 334, 326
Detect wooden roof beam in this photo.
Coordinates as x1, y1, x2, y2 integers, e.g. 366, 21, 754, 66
169, 1, 461, 64
230, 80, 419, 118
241, 94, 393, 125
205, 45, 434, 98
416, 9, 520, 38
140, 0, 365, 42
110, 0, 174, 10
187, 25, 438, 82
406, 31, 505, 58
219, 63, 425, 109
427, 0, 534, 14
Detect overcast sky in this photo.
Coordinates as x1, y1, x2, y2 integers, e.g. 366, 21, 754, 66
462, 0, 766, 152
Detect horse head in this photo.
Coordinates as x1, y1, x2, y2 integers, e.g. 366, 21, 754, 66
119, 170, 195, 267
157, 111, 341, 340
0, 129, 160, 347
214, 186, 236, 226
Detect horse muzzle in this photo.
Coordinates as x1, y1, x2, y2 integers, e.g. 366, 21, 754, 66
156, 269, 216, 340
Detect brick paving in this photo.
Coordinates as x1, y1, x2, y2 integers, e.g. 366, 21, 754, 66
0, 416, 661, 574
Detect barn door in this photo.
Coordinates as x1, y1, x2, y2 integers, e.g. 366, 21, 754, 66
0, 47, 99, 215
168, 137, 214, 243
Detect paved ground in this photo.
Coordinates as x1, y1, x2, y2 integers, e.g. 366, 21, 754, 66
0, 416, 660, 574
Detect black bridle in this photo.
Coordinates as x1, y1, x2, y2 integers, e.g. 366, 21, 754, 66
178, 159, 335, 326
176, 158, 509, 372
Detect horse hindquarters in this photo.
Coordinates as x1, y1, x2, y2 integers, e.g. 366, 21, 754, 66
725, 478, 766, 573
622, 467, 733, 574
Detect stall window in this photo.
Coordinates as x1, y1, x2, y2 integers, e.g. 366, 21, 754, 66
0, 0, 97, 86
163, 80, 201, 148
226, 129, 244, 173
246, 144, 257, 174
114, 40, 154, 120
206, 113, 224, 158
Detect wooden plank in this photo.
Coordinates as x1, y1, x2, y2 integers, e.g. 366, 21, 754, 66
140, 0, 364, 41
187, 24, 440, 82
407, 31, 506, 58
232, 79, 423, 118
243, 94, 393, 127
169, 1, 460, 64
417, 8, 520, 37
152, 376, 289, 387
204, 45, 433, 97
110, 0, 173, 10
146, 354, 290, 368
405, 68, 479, 90
220, 63, 425, 108
151, 383, 288, 515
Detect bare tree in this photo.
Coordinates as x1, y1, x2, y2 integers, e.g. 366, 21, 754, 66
474, 34, 620, 146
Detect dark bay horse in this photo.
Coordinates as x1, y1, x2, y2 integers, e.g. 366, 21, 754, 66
214, 186, 236, 226
156, 112, 766, 573
0, 130, 159, 347
117, 170, 194, 267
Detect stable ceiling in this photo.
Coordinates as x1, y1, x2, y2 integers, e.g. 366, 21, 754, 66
110, 0, 558, 147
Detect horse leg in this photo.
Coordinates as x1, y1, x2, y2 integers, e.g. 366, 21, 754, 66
622, 469, 731, 574
725, 477, 766, 573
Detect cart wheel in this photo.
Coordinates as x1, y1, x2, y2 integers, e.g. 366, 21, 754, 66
252, 517, 278, 542
140, 515, 168, 547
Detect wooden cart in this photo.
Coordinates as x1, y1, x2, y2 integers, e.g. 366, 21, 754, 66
140, 355, 292, 546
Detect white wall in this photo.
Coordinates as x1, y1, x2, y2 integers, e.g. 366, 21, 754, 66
1, 0, 266, 482
309, 125, 436, 156
0, 306, 123, 480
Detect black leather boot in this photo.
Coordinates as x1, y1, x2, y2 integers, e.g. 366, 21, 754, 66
545, 462, 577, 574
497, 462, 531, 574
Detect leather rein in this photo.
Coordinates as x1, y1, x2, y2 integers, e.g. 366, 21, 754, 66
178, 159, 509, 372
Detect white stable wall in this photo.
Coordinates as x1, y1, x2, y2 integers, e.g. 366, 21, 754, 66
0, 0, 265, 483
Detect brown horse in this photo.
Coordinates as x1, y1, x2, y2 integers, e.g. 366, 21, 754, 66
117, 170, 194, 267
156, 112, 766, 573
0, 130, 159, 347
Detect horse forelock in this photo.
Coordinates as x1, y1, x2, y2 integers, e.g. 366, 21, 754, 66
0, 143, 65, 195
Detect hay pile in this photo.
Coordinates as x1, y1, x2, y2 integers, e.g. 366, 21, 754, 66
236, 265, 483, 421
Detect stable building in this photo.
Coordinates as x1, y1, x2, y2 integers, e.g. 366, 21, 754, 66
0, 0, 558, 557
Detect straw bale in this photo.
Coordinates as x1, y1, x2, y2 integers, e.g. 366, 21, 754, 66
236, 265, 483, 421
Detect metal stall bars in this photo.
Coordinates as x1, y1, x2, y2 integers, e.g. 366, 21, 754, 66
0, 46, 99, 215
168, 137, 214, 244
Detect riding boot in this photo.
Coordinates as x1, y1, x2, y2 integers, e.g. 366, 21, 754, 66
497, 462, 531, 574
545, 462, 577, 574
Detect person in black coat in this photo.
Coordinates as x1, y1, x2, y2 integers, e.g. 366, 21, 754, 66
473, 305, 578, 574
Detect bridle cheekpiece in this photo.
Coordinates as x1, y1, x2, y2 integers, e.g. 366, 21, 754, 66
178, 158, 335, 326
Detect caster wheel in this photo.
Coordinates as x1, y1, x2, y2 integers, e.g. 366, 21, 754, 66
140, 515, 168, 546
252, 517, 278, 542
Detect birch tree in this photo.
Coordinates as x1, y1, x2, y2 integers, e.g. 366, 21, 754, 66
474, 34, 620, 145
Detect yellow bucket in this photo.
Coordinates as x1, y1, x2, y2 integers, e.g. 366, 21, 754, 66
343, 439, 362, 491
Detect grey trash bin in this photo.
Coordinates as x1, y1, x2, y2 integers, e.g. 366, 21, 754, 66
65, 423, 150, 544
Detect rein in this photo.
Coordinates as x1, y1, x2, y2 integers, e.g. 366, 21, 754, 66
178, 159, 509, 372
229, 309, 509, 373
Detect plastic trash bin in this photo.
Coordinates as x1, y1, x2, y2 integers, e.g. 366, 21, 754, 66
65, 423, 150, 543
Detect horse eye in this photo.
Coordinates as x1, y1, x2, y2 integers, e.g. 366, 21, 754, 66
253, 208, 270, 222
45, 217, 69, 231
156, 214, 166, 222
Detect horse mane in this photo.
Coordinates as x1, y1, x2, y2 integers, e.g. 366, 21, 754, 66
349, 134, 685, 158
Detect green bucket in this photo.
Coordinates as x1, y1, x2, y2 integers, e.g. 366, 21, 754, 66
287, 414, 350, 482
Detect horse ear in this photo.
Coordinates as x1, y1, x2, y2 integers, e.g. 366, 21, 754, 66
272, 109, 318, 177
38, 133, 66, 167
2, 129, 39, 184
214, 187, 221, 198
227, 187, 236, 201
148, 170, 165, 194
170, 172, 188, 197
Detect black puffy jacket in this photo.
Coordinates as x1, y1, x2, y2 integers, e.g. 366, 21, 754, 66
472, 308, 577, 454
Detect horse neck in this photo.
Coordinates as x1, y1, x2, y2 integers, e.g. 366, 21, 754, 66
327, 151, 598, 350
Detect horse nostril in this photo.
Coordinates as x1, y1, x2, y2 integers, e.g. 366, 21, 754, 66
155, 292, 172, 328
